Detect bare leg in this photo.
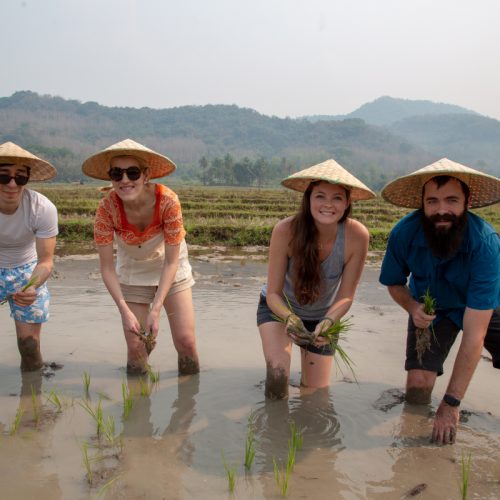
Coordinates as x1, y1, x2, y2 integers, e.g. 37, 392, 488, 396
164, 288, 199, 375
300, 348, 333, 388
259, 322, 292, 399
15, 321, 43, 372
405, 369, 437, 404
124, 302, 150, 375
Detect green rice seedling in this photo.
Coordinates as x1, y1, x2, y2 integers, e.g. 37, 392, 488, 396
146, 365, 160, 385
273, 295, 357, 381
317, 317, 358, 381
46, 390, 63, 411
102, 415, 116, 444
121, 381, 134, 421
9, 407, 24, 436
1, 276, 38, 305
81, 441, 93, 485
460, 451, 472, 500
415, 288, 437, 365
97, 473, 123, 497
96, 392, 111, 401
286, 421, 303, 475
82, 371, 91, 397
289, 420, 304, 455
138, 377, 152, 397
244, 411, 256, 470
31, 385, 40, 425
79, 398, 104, 438
221, 451, 237, 493
273, 457, 289, 497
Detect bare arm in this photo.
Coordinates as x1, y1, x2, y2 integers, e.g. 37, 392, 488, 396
97, 244, 141, 335
313, 220, 369, 340
13, 236, 56, 307
387, 284, 436, 329
265, 218, 294, 320
145, 243, 180, 335
432, 307, 493, 444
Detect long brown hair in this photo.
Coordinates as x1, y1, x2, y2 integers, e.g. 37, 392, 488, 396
289, 181, 351, 304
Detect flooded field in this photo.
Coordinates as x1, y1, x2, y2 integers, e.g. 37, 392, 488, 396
0, 252, 498, 499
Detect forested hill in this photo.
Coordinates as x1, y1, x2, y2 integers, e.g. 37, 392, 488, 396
1, 91, 498, 188
306, 96, 478, 126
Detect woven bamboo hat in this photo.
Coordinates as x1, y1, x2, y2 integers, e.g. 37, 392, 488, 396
0, 141, 56, 181
281, 159, 376, 201
82, 139, 176, 180
381, 158, 500, 209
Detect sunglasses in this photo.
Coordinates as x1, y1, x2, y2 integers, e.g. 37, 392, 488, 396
0, 173, 30, 186
108, 166, 143, 182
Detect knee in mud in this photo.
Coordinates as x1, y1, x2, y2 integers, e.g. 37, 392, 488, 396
17, 336, 43, 371
18, 336, 39, 357
178, 355, 200, 375
405, 386, 432, 405
265, 363, 288, 400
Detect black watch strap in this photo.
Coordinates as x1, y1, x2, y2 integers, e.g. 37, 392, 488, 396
443, 393, 461, 407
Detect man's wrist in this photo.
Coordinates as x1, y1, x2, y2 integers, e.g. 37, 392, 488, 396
442, 393, 461, 407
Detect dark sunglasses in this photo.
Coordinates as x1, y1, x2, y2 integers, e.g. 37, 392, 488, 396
0, 173, 30, 186
108, 166, 143, 182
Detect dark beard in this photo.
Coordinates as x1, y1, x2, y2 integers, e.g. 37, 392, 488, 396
421, 210, 468, 259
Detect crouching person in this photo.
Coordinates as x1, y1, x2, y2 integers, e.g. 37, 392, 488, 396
0, 142, 58, 371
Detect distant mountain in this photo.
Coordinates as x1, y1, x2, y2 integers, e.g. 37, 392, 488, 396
387, 114, 500, 174
0, 91, 434, 188
304, 96, 478, 126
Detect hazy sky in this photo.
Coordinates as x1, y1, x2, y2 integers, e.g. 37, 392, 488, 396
2, 0, 500, 119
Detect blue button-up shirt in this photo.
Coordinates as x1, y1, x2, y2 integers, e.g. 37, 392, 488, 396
379, 210, 500, 329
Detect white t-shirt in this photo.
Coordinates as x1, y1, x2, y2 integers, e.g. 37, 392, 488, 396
0, 189, 58, 268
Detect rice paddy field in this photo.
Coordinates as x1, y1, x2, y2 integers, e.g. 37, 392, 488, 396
0, 257, 498, 499
32, 183, 500, 250
1, 183, 498, 498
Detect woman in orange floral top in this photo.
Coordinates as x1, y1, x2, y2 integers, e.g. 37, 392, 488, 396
82, 139, 199, 375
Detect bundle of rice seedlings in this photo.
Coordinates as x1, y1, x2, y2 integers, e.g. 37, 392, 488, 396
1, 276, 38, 305
133, 324, 156, 355
415, 288, 437, 365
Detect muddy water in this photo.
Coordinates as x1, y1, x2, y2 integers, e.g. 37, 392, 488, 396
0, 254, 498, 499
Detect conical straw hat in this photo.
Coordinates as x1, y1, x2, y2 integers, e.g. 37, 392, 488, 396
0, 141, 56, 181
381, 158, 500, 208
281, 159, 376, 201
82, 139, 176, 180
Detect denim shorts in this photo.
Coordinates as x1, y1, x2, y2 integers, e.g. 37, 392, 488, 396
406, 307, 500, 375
256, 294, 334, 356
0, 261, 50, 324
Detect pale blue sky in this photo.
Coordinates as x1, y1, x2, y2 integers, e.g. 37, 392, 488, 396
2, 0, 500, 119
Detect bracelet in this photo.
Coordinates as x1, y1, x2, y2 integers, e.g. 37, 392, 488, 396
320, 316, 335, 327
285, 312, 294, 323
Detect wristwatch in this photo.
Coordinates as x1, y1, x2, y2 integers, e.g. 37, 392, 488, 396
443, 393, 461, 407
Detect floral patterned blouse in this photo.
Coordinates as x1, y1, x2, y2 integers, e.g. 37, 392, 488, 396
94, 183, 186, 247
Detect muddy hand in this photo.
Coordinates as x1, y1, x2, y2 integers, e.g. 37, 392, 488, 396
132, 329, 157, 355
285, 313, 315, 346
431, 402, 459, 445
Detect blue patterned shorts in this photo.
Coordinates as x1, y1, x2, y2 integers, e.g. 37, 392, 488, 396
0, 261, 50, 324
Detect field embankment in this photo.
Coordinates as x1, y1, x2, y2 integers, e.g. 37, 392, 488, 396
34, 184, 500, 251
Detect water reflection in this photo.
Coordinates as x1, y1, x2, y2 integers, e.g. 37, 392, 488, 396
115, 374, 200, 496
251, 387, 343, 497
0, 371, 61, 497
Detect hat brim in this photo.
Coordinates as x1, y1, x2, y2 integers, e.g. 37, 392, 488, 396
82, 146, 176, 181
0, 141, 57, 182
281, 159, 376, 202
382, 166, 500, 209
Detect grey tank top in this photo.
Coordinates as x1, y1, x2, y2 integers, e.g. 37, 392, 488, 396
282, 221, 346, 320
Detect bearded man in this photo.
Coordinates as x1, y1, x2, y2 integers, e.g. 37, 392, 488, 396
379, 159, 500, 445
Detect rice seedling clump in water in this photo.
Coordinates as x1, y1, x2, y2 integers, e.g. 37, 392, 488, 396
415, 288, 437, 365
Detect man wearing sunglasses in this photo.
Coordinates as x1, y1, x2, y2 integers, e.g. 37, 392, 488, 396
0, 142, 58, 371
